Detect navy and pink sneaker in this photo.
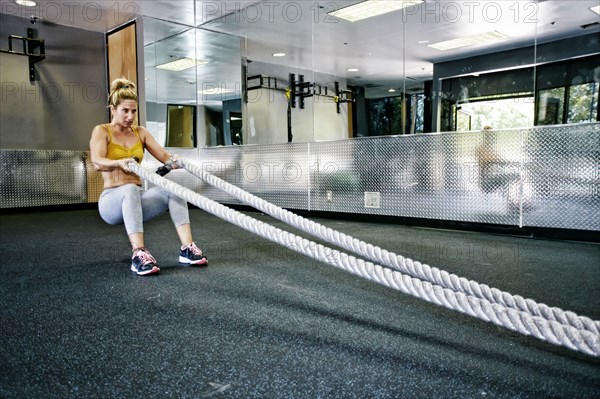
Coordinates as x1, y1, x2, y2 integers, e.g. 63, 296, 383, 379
131, 247, 160, 276
179, 242, 208, 266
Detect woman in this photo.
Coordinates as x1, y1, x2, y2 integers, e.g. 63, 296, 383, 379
90, 78, 207, 276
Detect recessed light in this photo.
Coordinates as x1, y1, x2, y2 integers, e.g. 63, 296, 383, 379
16, 0, 36, 6
347, 68, 359, 72
155, 58, 209, 71
329, 0, 424, 23
272, 53, 286, 57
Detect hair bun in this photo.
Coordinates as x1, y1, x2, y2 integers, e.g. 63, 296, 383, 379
108, 78, 137, 108
110, 78, 136, 93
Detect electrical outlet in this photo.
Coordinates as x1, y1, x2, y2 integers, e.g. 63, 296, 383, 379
326, 190, 333, 203
364, 192, 380, 208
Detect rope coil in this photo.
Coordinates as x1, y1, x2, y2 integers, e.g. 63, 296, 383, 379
129, 160, 600, 357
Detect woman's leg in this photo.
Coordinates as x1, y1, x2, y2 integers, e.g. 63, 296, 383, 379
98, 184, 159, 275
176, 224, 193, 247
141, 186, 207, 265
141, 186, 191, 246
100, 185, 199, 248
99, 184, 145, 248
128, 232, 145, 250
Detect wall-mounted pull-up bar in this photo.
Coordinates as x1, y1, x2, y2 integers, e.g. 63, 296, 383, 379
245, 73, 356, 141
289, 73, 314, 110
0, 28, 45, 82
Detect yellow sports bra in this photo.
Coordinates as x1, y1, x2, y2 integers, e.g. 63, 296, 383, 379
105, 124, 144, 161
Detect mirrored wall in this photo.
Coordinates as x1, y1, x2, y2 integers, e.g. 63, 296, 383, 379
143, 0, 600, 147
144, 16, 243, 147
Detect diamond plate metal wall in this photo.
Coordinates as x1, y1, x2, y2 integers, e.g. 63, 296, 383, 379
143, 147, 240, 205
309, 131, 524, 226
1, 123, 598, 232
142, 148, 204, 194
145, 144, 312, 210
522, 123, 600, 230
0, 150, 87, 208
198, 143, 311, 210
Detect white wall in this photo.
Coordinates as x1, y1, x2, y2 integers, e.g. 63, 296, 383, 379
313, 96, 349, 142
245, 88, 348, 144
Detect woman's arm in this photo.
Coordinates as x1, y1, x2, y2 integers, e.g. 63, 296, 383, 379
139, 126, 175, 165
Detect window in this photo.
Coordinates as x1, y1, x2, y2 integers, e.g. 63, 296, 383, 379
536, 82, 599, 125
367, 97, 403, 136
567, 82, 599, 123
440, 54, 599, 131
457, 95, 535, 130
537, 88, 565, 125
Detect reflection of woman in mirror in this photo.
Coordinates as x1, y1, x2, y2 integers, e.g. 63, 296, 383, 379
89, 78, 208, 276
476, 125, 508, 193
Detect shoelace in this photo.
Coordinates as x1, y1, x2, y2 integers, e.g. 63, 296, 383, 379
186, 242, 203, 256
134, 248, 157, 265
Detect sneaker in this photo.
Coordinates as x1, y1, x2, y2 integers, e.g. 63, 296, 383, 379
179, 242, 208, 266
131, 247, 160, 276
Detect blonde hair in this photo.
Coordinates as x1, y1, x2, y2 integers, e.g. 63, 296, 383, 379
108, 78, 137, 108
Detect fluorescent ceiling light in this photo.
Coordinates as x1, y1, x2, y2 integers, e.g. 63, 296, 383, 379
347, 68, 359, 72
156, 58, 209, 71
591, 5, 600, 16
428, 31, 509, 51
272, 53, 286, 57
16, 0, 36, 6
329, 0, 424, 22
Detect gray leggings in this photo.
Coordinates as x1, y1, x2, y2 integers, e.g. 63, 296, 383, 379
98, 184, 190, 235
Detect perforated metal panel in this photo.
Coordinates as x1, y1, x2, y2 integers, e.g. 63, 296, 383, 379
1, 123, 598, 232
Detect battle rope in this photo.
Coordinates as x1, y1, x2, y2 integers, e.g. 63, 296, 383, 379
179, 158, 600, 336
129, 162, 599, 356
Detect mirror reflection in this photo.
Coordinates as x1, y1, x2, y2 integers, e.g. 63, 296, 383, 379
166, 104, 196, 147
144, 0, 599, 147
144, 17, 242, 147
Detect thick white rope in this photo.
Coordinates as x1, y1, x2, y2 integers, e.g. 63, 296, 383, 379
180, 159, 600, 336
130, 162, 599, 357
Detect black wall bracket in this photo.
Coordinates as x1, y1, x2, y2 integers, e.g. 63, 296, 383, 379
334, 81, 354, 114
0, 28, 45, 82
289, 73, 313, 110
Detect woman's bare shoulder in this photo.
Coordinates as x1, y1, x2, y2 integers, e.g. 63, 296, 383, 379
136, 125, 150, 135
90, 124, 110, 143
92, 123, 109, 134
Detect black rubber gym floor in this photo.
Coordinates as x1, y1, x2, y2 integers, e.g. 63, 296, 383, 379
1, 208, 599, 398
